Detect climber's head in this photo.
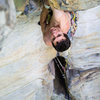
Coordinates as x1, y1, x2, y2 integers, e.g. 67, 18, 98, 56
52, 33, 71, 52
44, 27, 71, 52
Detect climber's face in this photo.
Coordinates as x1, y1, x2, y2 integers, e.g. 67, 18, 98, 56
50, 27, 66, 46
44, 27, 66, 46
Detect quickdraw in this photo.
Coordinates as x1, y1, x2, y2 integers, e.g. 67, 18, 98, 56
70, 11, 78, 37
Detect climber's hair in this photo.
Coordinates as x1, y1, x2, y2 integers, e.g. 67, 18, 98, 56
52, 34, 71, 52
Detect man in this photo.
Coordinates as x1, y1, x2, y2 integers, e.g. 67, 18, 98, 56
40, 1, 71, 52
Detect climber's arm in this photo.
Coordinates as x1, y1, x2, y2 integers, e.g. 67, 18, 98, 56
40, 7, 49, 33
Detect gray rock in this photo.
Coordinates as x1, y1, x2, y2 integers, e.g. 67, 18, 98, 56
58, 0, 100, 11
68, 5, 100, 100
0, 0, 8, 10
0, 0, 16, 49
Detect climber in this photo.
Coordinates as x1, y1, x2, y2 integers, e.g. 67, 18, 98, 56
40, 1, 72, 52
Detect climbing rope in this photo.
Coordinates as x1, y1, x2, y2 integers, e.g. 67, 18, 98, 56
54, 55, 76, 100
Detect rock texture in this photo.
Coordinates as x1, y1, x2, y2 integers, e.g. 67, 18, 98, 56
14, 0, 100, 12
0, 0, 57, 100
59, 0, 100, 11
69, 5, 100, 70
0, 15, 56, 100
0, 0, 16, 49
0, 0, 100, 100
68, 5, 100, 100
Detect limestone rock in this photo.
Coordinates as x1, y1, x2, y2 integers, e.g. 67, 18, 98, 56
0, 0, 16, 48
0, 1, 100, 100
0, 16, 56, 100
68, 5, 100, 100
58, 0, 100, 11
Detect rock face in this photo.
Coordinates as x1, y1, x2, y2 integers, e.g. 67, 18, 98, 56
70, 5, 100, 70
68, 5, 100, 100
0, 0, 56, 100
0, 15, 57, 100
59, 0, 100, 11
0, 0, 100, 100
0, 0, 16, 48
